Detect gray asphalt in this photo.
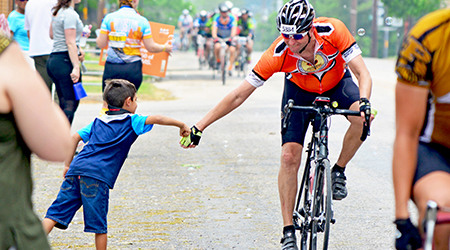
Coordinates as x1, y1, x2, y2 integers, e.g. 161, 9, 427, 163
31, 50, 415, 249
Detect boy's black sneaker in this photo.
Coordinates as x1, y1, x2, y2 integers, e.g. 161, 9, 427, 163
280, 231, 298, 250
332, 171, 348, 200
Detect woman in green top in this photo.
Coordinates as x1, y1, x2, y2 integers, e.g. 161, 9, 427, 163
0, 30, 72, 249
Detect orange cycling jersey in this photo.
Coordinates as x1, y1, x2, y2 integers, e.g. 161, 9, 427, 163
246, 17, 361, 94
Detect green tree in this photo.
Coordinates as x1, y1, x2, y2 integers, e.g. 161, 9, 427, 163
381, 0, 444, 22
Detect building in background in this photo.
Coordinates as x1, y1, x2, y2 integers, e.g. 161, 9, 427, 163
0, 0, 14, 16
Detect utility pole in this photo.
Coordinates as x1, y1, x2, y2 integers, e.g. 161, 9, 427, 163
350, 0, 357, 35
371, 0, 378, 57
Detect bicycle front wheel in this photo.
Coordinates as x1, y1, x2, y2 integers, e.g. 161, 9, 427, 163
309, 159, 332, 250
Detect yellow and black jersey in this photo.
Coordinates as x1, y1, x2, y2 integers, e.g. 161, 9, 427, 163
396, 8, 450, 148
0, 33, 11, 55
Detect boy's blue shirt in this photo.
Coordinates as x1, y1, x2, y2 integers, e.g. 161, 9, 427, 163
66, 113, 153, 189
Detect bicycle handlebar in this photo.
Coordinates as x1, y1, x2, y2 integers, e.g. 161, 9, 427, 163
283, 99, 371, 141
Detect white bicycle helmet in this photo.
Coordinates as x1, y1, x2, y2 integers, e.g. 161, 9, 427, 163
182, 9, 189, 15
276, 0, 315, 34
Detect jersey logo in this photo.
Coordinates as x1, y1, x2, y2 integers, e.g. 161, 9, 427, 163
297, 52, 329, 73
280, 24, 296, 34
397, 37, 432, 85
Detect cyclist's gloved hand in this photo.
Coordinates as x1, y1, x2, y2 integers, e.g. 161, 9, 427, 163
359, 98, 371, 117
394, 218, 422, 250
180, 126, 202, 147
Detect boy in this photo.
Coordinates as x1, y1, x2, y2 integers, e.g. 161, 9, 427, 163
42, 79, 190, 249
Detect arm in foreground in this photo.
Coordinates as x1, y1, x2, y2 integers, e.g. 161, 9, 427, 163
2, 42, 72, 162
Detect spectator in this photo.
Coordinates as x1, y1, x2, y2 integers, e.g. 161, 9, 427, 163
7, 0, 34, 67
42, 79, 190, 250
47, 0, 87, 125
24, 0, 57, 92
0, 29, 72, 250
96, 0, 173, 113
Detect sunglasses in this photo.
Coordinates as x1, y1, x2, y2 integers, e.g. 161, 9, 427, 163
281, 29, 309, 40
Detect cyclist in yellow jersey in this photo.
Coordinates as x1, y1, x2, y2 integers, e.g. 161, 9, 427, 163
393, 8, 450, 250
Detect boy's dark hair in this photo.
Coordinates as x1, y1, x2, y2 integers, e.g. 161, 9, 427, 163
103, 79, 137, 108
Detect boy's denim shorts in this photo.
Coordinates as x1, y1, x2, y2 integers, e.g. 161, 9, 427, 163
45, 176, 109, 234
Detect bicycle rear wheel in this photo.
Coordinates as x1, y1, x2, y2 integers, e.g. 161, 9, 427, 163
294, 152, 313, 250
309, 159, 332, 250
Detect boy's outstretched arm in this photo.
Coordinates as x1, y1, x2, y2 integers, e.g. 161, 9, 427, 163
63, 133, 82, 177
145, 115, 191, 137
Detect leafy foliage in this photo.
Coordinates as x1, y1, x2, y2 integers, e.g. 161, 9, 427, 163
381, 0, 444, 21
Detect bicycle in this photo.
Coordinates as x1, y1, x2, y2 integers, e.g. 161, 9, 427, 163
235, 36, 249, 77
423, 200, 450, 250
282, 97, 371, 250
213, 37, 230, 85
196, 34, 207, 69
180, 29, 190, 52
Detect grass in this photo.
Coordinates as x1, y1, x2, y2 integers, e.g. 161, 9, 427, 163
81, 53, 175, 102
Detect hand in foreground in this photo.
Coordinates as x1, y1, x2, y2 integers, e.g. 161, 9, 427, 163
180, 125, 202, 148
394, 218, 422, 250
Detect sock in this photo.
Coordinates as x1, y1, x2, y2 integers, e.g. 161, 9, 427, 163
283, 225, 295, 235
332, 164, 345, 173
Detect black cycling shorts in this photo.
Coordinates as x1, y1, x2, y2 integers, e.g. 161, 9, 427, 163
102, 60, 143, 91
281, 70, 360, 145
413, 142, 450, 185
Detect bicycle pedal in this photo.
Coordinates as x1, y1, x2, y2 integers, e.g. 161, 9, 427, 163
331, 218, 336, 224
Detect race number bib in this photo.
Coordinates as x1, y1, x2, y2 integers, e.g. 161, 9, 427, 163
108, 32, 127, 49
280, 24, 296, 34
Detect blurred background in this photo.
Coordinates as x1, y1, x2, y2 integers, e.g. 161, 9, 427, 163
1, 0, 449, 58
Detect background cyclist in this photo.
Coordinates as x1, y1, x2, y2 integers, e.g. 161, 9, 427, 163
393, 8, 450, 250
177, 9, 193, 51
236, 8, 255, 64
211, 3, 237, 76
180, 0, 373, 249
192, 10, 209, 59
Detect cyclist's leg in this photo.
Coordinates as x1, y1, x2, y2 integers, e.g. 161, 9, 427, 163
213, 40, 221, 64
247, 35, 254, 62
227, 40, 236, 72
412, 142, 450, 250
327, 70, 363, 168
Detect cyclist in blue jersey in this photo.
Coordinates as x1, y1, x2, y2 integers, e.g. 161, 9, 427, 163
212, 3, 237, 75
43, 79, 190, 250
193, 10, 209, 56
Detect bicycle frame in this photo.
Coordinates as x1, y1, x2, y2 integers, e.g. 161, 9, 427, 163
236, 36, 248, 77
423, 200, 450, 250
283, 97, 370, 250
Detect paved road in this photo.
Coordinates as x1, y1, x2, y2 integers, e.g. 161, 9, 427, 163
32, 50, 414, 249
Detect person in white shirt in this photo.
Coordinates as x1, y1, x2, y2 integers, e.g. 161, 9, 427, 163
24, 0, 57, 91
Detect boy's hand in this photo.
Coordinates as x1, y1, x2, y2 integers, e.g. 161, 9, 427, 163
63, 165, 70, 178
180, 123, 191, 137
180, 126, 202, 148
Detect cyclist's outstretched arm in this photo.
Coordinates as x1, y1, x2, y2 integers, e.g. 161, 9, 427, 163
393, 81, 428, 219
347, 55, 372, 101
195, 80, 256, 131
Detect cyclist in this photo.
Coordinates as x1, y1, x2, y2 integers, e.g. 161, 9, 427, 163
393, 8, 450, 250
212, 3, 237, 75
177, 9, 193, 51
193, 10, 209, 58
180, 1, 373, 249
236, 8, 255, 63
